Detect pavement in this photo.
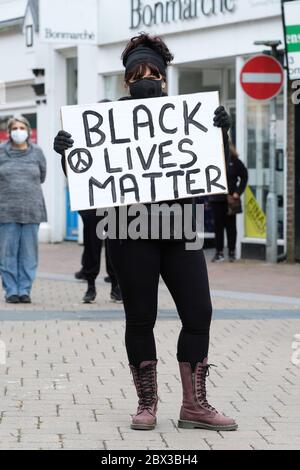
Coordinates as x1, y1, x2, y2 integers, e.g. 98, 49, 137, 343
0, 242, 300, 450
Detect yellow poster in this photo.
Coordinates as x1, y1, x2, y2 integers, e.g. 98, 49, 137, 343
245, 186, 266, 238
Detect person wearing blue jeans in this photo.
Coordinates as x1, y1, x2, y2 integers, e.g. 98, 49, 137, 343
0, 115, 47, 304
0, 224, 39, 300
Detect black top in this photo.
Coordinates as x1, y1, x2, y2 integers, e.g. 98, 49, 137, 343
209, 153, 248, 203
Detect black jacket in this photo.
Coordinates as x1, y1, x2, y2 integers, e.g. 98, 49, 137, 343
209, 153, 248, 203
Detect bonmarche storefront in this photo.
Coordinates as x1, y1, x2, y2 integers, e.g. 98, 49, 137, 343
7, 0, 293, 258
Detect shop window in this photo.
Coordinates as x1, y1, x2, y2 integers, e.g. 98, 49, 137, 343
179, 69, 222, 95
178, 66, 235, 238
0, 116, 9, 143
67, 58, 78, 106
104, 75, 126, 101
5, 83, 35, 103
0, 81, 5, 105
228, 69, 236, 100
26, 25, 34, 48
245, 93, 285, 240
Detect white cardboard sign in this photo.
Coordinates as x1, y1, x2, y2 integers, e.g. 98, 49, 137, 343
61, 92, 228, 211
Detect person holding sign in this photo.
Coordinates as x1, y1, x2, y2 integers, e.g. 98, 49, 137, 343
54, 33, 237, 432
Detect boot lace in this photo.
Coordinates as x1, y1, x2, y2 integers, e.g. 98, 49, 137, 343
195, 364, 218, 413
138, 365, 157, 412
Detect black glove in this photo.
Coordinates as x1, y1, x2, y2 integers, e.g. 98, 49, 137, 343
213, 106, 231, 132
53, 130, 74, 155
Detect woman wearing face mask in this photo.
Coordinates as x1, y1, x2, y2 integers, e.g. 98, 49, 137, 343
0, 116, 47, 304
54, 34, 237, 432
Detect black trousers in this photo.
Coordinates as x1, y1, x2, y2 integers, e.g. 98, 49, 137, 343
105, 240, 118, 286
108, 239, 213, 368
211, 201, 237, 253
79, 210, 103, 282
79, 210, 118, 285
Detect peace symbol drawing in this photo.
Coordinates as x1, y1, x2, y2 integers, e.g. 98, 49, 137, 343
68, 148, 93, 174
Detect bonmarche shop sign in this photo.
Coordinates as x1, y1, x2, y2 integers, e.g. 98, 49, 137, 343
44, 29, 96, 41
131, 0, 237, 29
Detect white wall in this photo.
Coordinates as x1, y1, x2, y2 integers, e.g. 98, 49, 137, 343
0, 0, 27, 22
37, 46, 69, 243
0, 30, 33, 82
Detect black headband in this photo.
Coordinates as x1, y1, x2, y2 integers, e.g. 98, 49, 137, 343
124, 45, 167, 77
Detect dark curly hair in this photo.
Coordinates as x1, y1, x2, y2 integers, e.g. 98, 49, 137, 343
122, 32, 174, 84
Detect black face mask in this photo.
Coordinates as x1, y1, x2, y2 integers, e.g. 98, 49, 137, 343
129, 78, 163, 99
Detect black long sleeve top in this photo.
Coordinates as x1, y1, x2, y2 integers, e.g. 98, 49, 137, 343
209, 150, 248, 203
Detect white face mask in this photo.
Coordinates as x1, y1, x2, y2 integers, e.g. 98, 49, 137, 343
11, 129, 28, 145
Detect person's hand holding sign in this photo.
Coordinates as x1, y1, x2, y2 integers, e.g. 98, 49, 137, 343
53, 130, 74, 155
213, 106, 231, 132
53, 130, 74, 176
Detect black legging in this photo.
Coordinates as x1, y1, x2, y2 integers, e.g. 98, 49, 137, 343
108, 239, 212, 368
211, 201, 237, 253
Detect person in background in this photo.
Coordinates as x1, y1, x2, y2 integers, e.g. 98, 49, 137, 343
104, 240, 117, 284
210, 143, 248, 263
75, 208, 103, 303
75, 209, 122, 304
74, 99, 122, 305
0, 116, 47, 303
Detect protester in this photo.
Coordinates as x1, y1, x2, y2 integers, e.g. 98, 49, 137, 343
210, 143, 248, 262
0, 116, 47, 304
75, 209, 122, 304
54, 33, 237, 432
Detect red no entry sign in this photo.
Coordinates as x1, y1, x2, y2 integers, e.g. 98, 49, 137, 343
240, 55, 284, 101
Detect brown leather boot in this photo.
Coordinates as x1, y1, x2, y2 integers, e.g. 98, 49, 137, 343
130, 360, 158, 430
178, 359, 238, 431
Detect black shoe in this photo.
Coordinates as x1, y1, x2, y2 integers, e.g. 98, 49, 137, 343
104, 276, 112, 284
19, 295, 32, 304
83, 286, 97, 304
6, 295, 20, 304
229, 251, 236, 263
211, 252, 225, 263
75, 270, 88, 281
110, 284, 123, 304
